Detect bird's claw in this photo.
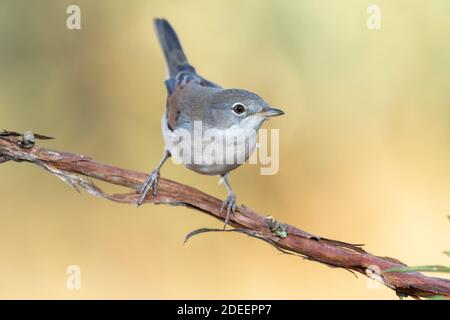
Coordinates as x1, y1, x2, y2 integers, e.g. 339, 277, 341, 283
220, 193, 237, 229
137, 171, 160, 207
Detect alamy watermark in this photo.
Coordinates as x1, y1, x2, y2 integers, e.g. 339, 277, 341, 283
66, 5, 81, 30
66, 265, 81, 290
366, 264, 383, 290
367, 5, 381, 30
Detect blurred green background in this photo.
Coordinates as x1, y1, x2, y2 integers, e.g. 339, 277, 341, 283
0, 0, 449, 299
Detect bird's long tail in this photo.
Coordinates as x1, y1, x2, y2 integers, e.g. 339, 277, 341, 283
154, 18, 195, 78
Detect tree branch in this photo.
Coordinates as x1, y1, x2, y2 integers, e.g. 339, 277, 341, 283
1, 131, 449, 299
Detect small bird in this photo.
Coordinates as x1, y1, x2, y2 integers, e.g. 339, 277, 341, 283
137, 18, 284, 227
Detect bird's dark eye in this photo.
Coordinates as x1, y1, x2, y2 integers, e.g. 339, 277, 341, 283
232, 103, 246, 115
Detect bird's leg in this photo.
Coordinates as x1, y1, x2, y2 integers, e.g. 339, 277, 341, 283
137, 150, 171, 207
219, 172, 237, 229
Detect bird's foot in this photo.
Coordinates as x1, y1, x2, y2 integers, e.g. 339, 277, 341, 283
220, 193, 237, 230
137, 171, 160, 207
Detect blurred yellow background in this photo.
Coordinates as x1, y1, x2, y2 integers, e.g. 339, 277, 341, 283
0, 0, 449, 299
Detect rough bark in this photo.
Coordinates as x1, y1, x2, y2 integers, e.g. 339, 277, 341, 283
1, 131, 449, 299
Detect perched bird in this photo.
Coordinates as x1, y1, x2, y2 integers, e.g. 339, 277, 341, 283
137, 18, 284, 227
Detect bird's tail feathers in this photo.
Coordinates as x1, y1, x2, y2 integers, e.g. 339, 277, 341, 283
154, 18, 195, 78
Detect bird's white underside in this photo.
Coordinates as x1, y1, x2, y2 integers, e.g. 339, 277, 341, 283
161, 114, 263, 175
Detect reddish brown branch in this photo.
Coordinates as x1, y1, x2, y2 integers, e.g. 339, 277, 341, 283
1, 131, 449, 299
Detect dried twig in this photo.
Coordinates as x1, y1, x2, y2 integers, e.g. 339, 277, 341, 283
1, 131, 449, 299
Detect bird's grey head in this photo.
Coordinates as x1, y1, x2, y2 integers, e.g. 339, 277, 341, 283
202, 89, 284, 130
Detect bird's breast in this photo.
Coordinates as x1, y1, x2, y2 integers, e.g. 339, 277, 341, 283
162, 115, 258, 175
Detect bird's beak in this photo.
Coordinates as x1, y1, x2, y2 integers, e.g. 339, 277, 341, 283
263, 107, 285, 117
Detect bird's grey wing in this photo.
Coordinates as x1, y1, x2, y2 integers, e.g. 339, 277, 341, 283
165, 67, 223, 130
166, 80, 221, 131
